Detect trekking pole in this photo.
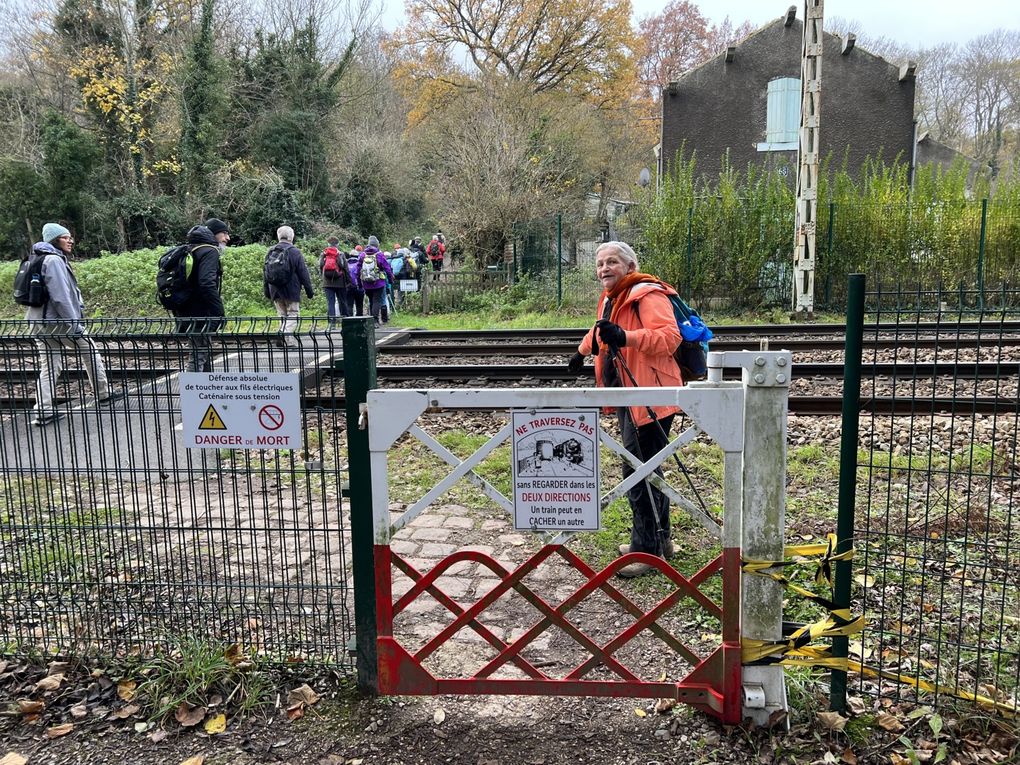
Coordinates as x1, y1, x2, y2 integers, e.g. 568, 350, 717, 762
605, 343, 668, 550
607, 340, 710, 514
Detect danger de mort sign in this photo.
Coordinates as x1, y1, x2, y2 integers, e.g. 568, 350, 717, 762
180, 372, 301, 449
511, 410, 600, 532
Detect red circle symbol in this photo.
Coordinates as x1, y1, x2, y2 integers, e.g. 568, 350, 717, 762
258, 404, 285, 431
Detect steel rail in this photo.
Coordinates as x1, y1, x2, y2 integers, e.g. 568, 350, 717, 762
380, 337, 1020, 355
4, 394, 1007, 417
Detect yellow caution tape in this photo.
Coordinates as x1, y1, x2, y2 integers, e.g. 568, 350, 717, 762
742, 533, 854, 588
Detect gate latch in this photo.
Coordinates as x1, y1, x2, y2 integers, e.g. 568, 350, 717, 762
358, 403, 369, 430
742, 682, 766, 709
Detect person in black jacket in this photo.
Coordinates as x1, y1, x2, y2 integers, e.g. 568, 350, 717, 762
263, 225, 313, 348
174, 219, 228, 372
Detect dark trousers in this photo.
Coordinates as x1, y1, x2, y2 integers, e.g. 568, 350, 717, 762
325, 287, 351, 322
366, 287, 386, 325
350, 289, 365, 316
617, 410, 674, 555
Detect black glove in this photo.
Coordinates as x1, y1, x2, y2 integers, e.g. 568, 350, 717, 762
595, 319, 626, 348
567, 352, 585, 373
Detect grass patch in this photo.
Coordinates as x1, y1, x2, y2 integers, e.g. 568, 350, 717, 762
133, 636, 276, 720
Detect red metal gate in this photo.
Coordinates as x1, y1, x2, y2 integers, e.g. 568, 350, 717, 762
375, 541, 742, 723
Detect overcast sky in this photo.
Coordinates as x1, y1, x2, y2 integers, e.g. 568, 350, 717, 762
379, 0, 1020, 49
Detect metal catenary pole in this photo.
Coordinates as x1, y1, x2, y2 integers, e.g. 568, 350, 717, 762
830, 273, 865, 711
343, 316, 379, 693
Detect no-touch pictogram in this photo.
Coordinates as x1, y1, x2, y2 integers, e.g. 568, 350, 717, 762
199, 404, 227, 430
258, 404, 285, 431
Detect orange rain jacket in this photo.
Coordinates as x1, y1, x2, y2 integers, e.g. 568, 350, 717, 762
578, 280, 683, 427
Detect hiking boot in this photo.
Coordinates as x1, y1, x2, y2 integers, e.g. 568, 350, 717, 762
98, 390, 125, 405
619, 539, 675, 559
31, 412, 65, 427
617, 558, 662, 578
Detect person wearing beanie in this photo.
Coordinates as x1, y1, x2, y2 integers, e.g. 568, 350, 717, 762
356, 235, 394, 329
204, 218, 231, 247
169, 222, 227, 372
319, 236, 353, 328
347, 247, 365, 316
263, 225, 313, 348
25, 223, 118, 426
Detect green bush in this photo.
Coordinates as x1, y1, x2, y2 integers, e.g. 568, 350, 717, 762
0, 240, 335, 319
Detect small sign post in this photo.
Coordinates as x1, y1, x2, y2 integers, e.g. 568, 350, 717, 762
511, 410, 600, 532
180, 372, 301, 449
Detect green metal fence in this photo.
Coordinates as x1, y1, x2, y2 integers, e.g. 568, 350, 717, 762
834, 281, 1020, 714
511, 200, 1020, 313
0, 318, 354, 665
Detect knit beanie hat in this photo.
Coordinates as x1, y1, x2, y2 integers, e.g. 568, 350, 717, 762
204, 218, 230, 236
42, 223, 71, 243
367, 235, 379, 248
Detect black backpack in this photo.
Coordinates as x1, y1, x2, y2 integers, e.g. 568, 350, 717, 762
156, 244, 214, 310
13, 252, 48, 307
265, 244, 292, 287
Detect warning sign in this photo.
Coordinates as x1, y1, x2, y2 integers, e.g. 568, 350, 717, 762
180, 372, 301, 449
199, 404, 227, 430
511, 410, 600, 532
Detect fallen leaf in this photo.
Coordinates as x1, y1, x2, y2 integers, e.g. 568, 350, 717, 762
823, 752, 838, 764
175, 704, 206, 728
46, 722, 74, 738
35, 674, 64, 692
876, 711, 905, 732
178, 757, 205, 765
149, 729, 168, 743
111, 704, 141, 720
70, 703, 88, 719
816, 711, 848, 731
841, 748, 858, 765
47, 662, 70, 676
287, 684, 320, 707
653, 698, 676, 714
0, 754, 28, 765
203, 713, 226, 735
117, 680, 137, 701
634, 708, 647, 718
134, 721, 150, 733
433, 708, 446, 725
847, 696, 867, 715
285, 703, 305, 722
854, 574, 875, 587
224, 644, 242, 665
17, 700, 45, 715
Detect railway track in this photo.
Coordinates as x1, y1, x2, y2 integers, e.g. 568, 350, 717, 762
1, 324, 1016, 417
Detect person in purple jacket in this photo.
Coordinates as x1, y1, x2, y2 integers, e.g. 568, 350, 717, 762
357, 236, 394, 328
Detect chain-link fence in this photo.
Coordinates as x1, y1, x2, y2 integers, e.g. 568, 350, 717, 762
0, 318, 353, 665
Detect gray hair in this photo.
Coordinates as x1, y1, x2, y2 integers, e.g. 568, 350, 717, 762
277, 225, 295, 242
595, 241, 639, 271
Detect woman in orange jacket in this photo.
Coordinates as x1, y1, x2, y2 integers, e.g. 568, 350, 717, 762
568, 241, 683, 578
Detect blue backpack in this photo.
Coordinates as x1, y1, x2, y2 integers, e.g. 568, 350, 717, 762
667, 294, 713, 380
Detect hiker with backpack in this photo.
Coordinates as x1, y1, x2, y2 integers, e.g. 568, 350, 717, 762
347, 246, 365, 316
15, 223, 120, 426
356, 236, 394, 329
263, 225, 314, 348
319, 236, 353, 329
426, 235, 445, 277
157, 219, 228, 373
567, 241, 683, 579
391, 243, 418, 306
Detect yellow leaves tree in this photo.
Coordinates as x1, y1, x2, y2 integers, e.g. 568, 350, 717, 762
391, 0, 638, 114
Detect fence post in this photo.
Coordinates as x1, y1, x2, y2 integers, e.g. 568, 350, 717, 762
556, 213, 563, 308
824, 202, 835, 307
685, 204, 694, 297
512, 238, 518, 284
421, 267, 430, 314
830, 273, 865, 712
343, 317, 379, 694
976, 198, 988, 310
